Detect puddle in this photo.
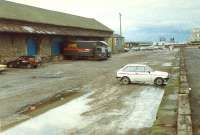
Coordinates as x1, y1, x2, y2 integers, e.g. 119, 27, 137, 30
32, 72, 64, 79
162, 62, 172, 67
0, 93, 93, 135
77, 86, 164, 134
119, 87, 164, 131
167, 94, 177, 100
173, 66, 179, 69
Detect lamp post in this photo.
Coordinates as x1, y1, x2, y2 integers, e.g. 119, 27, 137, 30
119, 12, 122, 36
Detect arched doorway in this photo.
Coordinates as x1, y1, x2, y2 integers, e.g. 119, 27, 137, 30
51, 38, 64, 56
27, 38, 37, 56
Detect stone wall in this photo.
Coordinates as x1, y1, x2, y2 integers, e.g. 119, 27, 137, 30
39, 36, 51, 57
0, 33, 53, 63
0, 33, 26, 63
13, 35, 26, 56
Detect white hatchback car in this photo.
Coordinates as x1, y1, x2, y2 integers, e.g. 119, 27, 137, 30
116, 64, 169, 86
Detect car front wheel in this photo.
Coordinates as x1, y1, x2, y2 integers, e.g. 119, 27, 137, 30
154, 78, 164, 86
7, 63, 14, 68
121, 77, 130, 85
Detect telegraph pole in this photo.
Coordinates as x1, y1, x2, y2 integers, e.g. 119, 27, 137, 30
119, 13, 122, 36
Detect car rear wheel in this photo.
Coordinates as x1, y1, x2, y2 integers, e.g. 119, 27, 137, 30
121, 77, 130, 85
154, 78, 164, 86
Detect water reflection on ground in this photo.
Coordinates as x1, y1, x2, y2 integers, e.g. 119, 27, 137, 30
0, 93, 92, 135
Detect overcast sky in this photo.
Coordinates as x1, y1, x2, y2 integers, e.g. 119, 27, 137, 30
7, 0, 200, 42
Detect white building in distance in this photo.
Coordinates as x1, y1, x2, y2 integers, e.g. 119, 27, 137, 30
190, 28, 200, 43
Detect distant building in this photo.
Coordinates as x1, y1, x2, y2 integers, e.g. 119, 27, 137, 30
125, 42, 139, 48
137, 41, 153, 46
106, 34, 125, 53
159, 36, 166, 42
170, 37, 175, 43
125, 41, 153, 49
190, 28, 200, 44
154, 36, 176, 46
154, 41, 166, 46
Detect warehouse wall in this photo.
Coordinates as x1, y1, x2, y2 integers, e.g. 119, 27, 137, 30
0, 32, 110, 63
39, 36, 51, 57
13, 35, 26, 56
0, 33, 26, 63
0, 33, 55, 63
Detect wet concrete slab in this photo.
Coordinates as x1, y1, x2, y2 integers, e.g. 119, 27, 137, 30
0, 86, 164, 135
0, 90, 84, 132
0, 92, 93, 135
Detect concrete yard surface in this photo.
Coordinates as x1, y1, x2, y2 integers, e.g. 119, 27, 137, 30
0, 49, 178, 135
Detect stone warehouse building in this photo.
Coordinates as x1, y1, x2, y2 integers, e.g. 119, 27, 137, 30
0, 0, 113, 62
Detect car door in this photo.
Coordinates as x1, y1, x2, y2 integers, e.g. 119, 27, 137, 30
15, 58, 23, 67
132, 66, 151, 83
145, 66, 154, 83
19, 57, 29, 67
121, 66, 136, 82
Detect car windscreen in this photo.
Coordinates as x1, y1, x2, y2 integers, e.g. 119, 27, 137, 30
77, 42, 97, 49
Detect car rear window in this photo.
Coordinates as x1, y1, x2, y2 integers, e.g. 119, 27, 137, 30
123, 66, 136, 72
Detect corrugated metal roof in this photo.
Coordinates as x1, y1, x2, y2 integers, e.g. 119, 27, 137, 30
0, 21, 112, 37
0, 0, 112, 32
